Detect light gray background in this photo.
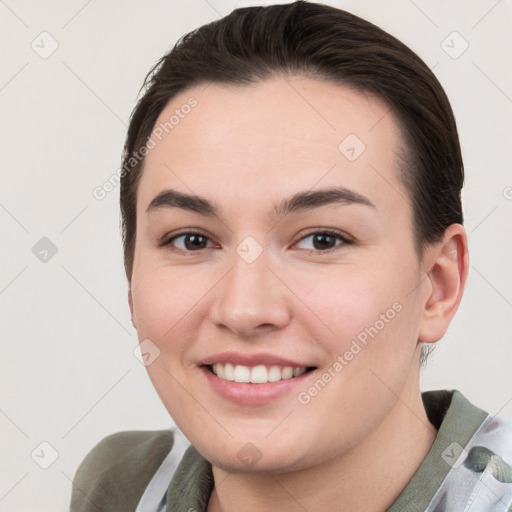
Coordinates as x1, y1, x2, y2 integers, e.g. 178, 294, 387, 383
0, 0, 511, 510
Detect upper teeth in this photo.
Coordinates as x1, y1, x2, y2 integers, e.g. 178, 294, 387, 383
211, 363, 307, 383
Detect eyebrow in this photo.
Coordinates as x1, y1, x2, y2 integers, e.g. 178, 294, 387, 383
145, 186, 375, 219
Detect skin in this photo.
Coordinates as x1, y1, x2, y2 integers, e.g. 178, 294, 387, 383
128, 76, 468, 511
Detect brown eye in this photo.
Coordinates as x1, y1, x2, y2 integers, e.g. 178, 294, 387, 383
163, 232, 213, 252
295, 230, 353, 253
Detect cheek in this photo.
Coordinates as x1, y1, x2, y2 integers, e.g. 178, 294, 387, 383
131, 267, 206, 343
298, 264, 399, 347
130, 270, 201, 420
301, 258, 421, 379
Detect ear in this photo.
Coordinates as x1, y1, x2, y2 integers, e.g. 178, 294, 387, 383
418, 224, 469, 344
128, 287, 137, 329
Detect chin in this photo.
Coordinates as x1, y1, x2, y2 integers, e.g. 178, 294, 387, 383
208, 449, 303, 474
193, 432, 312, 475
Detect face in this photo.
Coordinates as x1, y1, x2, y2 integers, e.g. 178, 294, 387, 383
129, 77, 428, 473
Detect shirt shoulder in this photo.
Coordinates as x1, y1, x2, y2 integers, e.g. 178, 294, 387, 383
70, 428, 175, 512
390, 389, 512, 511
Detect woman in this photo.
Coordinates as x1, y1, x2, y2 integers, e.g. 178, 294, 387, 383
70, 2, 512, 510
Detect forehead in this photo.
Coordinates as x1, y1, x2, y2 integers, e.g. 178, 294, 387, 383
137, 77, 410, 222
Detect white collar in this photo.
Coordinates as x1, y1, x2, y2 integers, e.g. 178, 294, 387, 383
135, 427, 191, 512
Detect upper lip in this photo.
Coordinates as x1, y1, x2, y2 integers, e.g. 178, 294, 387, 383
201, 351, 313, 368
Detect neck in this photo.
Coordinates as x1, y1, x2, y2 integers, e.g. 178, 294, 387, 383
207, 372, 436, 512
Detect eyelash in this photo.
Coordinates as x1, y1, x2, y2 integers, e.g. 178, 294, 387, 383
160, 229, 354, 255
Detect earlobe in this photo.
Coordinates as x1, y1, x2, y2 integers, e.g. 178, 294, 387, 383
418, 224, 469, 344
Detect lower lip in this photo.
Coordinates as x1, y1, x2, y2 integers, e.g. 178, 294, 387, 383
200, 366, 313, 405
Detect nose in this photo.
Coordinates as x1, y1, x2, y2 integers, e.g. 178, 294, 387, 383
208, 244, 292, 338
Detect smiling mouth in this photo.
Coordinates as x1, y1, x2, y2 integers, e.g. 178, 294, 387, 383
206, 363, 316, 384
